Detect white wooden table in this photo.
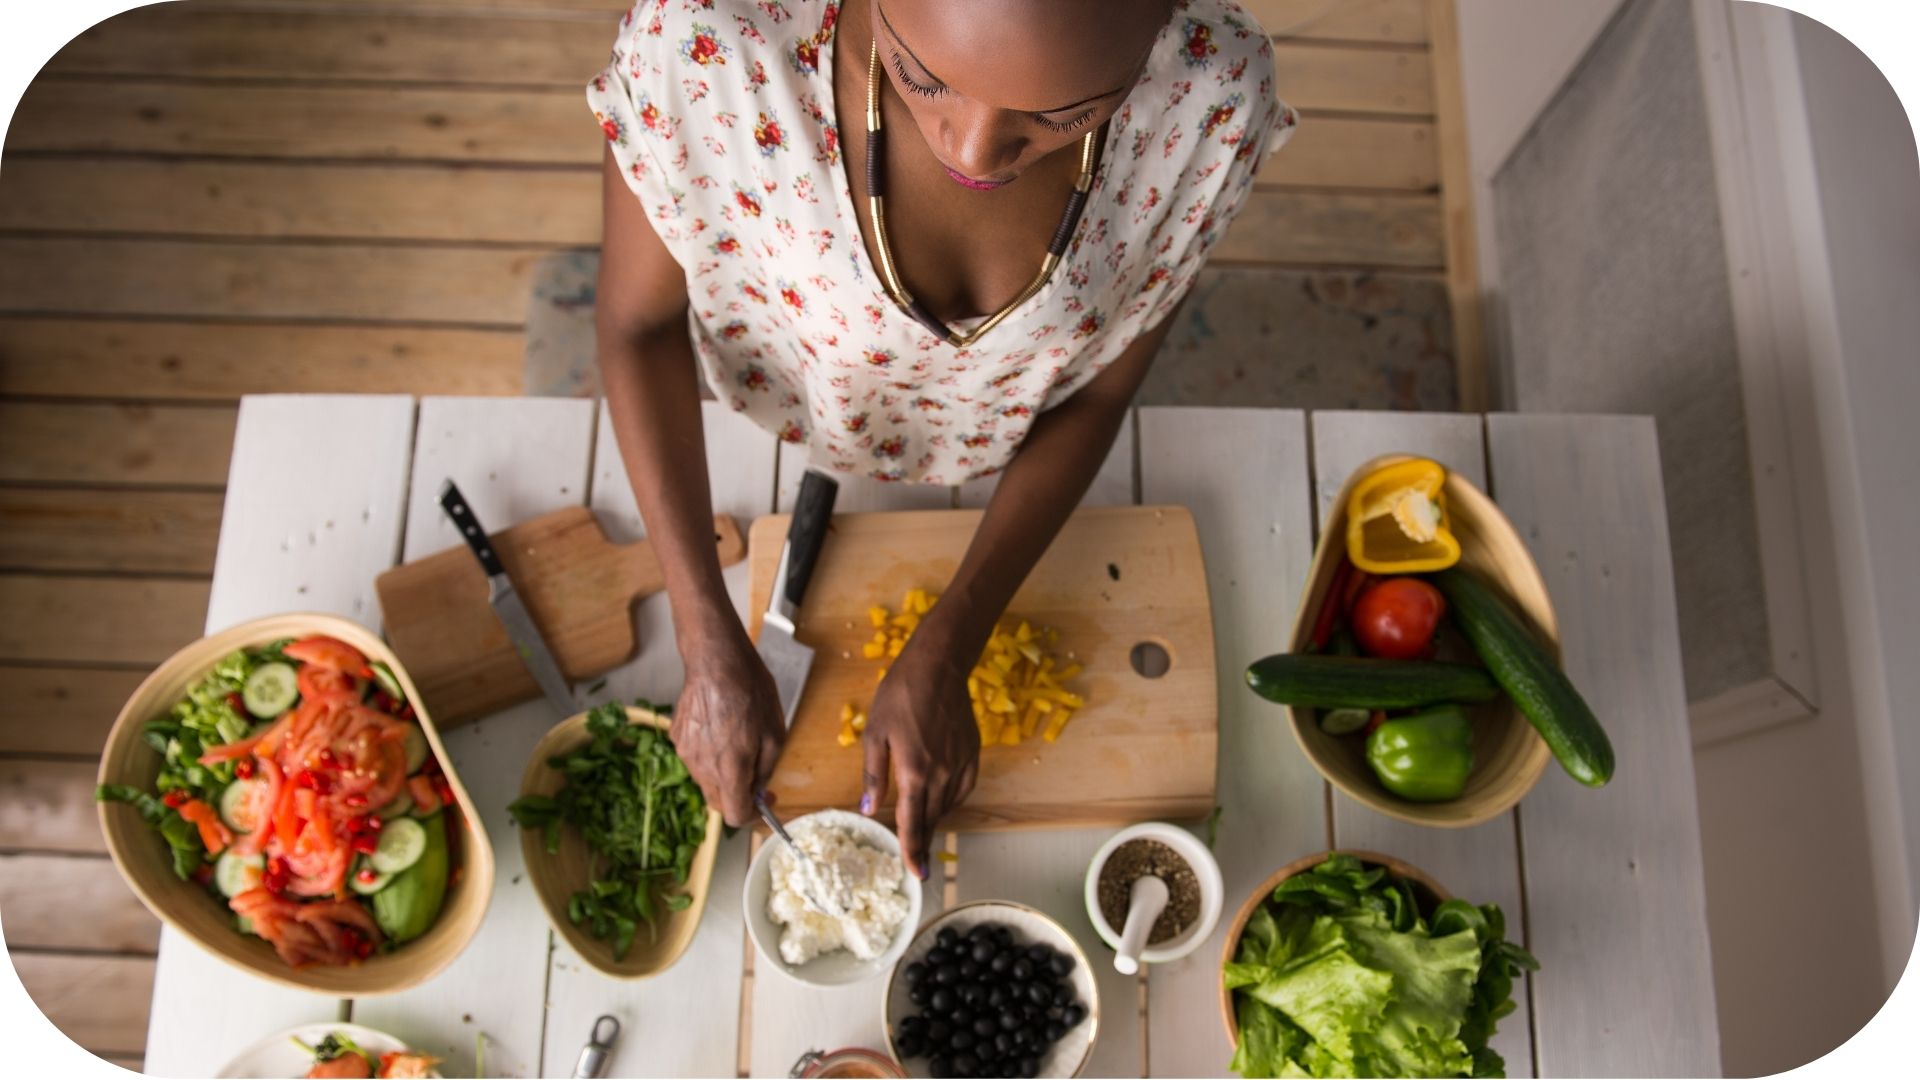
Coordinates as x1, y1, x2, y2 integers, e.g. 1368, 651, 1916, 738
142, 397, 1721, 1078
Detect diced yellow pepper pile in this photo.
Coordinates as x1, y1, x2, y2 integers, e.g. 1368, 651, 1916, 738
839, 587, 1088, 750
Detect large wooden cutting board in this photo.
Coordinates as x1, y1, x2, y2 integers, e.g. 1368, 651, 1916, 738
749, 506, 1217, 830
376, 506, 744, 727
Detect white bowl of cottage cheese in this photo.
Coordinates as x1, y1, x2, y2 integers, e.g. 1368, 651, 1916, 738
744, 808, 924, 987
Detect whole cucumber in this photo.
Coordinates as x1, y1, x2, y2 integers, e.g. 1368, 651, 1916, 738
1246, 654, 1501, 710
1433, 568, 1615, 787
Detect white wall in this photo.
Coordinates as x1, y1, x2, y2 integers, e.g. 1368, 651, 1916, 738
1786, 8, 1920, 980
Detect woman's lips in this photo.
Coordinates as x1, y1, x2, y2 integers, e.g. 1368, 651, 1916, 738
943, 164, 1011, 191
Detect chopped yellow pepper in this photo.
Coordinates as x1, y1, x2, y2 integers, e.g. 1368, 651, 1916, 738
1345, 458, 1462, 574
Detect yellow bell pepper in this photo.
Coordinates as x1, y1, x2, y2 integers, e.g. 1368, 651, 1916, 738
1345, 458, 1462, 573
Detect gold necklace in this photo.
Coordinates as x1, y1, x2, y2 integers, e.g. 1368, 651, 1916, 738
864, 42, 1098, 348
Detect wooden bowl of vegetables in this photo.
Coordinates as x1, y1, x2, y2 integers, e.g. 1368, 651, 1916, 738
1248, 455, 1612, 828
95, 613, 494, 996
512, 704, 722, 979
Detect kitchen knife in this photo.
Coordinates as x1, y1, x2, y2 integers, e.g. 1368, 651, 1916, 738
439, 479, 579, 718
759, 469, 839, 726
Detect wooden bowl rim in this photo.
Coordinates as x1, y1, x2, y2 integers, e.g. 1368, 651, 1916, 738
1283, 454, 1553, 828
94, 612, 496, 996
1216, 850, 1452, 1047
516, 705, 723, 980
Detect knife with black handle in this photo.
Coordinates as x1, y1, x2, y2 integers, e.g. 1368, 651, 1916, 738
759, 469, 840, 727
440, 479, 579, 718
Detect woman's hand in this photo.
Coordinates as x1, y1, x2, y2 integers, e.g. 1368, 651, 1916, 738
670, 632, 787, 829
861, 632, 981, 881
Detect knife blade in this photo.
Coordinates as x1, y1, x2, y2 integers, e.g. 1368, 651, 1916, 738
439, 479, 579, 718
759, 469, 839, 725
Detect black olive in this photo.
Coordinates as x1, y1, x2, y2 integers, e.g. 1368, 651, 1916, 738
971, 940, 997, 964
951, 1029, 977, 1052
989, 952, 1013, 976
1063, 1004, 1086, 1028
928, 947, 951, 967
1044, 1021, 1066, 1043
1052, 983, 1075, 1005
955, 1052, 980, 1077
928, 1019, 952, 1042
1045, 1004, 1064, 1021
993, 1031, 1014, 1054
1011, 959, 1033, 981
902, 1015, 926, 1035
1027, 944, 1051, 963
938, 927, 960, 947
1019, 1055, 1040, 1078
975, 1037, 999, 1063
937, 963, 960, 986
905, 961, 928, 985
898, 1034, 927, 1059
1014, 1026, 1035, 1047
998, 1008, 1022, 1031
964, 983, 987, 1006
930, 987, 955, 1013
910, 985, 930, 1007
952, 1006, 974, 1027
1049, 953, 1074, 978
972, 1016, 996, 1037
962, 959, 983, 980
931, 1058, 954, 1079
1027, 982, 1051, 1006
987, 986, 1009, 1009
968, 922, 994, 941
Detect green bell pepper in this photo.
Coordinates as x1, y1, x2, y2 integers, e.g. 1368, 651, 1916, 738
1365, 705, 1475, 802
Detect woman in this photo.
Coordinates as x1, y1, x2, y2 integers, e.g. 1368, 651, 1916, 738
591, 0, 1292, 878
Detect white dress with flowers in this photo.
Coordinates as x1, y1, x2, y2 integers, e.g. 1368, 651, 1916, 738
589, 0, 1295, 484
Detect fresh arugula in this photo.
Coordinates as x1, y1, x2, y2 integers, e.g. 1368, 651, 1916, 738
508, 702, 707, 961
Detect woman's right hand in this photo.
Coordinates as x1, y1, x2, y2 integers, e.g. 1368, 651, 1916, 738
669, 631, 787, 828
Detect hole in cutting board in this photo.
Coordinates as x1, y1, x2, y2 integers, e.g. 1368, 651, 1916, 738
1130, 640, 1171, 679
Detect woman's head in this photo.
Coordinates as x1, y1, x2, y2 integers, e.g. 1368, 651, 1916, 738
868, 0, 1174, 188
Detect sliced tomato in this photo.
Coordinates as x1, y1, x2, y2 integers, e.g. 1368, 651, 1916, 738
283, 635, 368, 674
176, 798, 233, 856
407, 774, 443, 816
297, 662, 364, 707
198, 715, 287, 766
232, 758, 284, 857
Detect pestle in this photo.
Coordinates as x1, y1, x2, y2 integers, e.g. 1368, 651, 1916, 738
1113, 874, 1169, 975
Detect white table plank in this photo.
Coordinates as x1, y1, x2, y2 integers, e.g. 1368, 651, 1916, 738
353, 397, 597, 1077
1308, 410, 1535, 1078
1487, 415, 1720, 1077
747, 464, 955, 1077
1137, 407, 1323, 1077
952, 410, 1145, 1078
538, 401, 777, 1078
147, 394, 418, 1078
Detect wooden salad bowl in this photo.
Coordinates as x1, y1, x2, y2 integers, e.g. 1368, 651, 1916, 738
1288, 455, 1554, 828
96, 613, 495, 996
518, 706, 723, 979
1218, 850, 1450, 1045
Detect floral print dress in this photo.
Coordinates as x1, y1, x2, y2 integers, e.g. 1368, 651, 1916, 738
590, 0, 1295, 484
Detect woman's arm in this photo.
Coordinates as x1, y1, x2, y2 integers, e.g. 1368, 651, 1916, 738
596, 147, 787, 827
861, 309, 1182, 876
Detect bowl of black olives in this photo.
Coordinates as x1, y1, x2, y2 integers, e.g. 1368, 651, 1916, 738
884, 901, 1098, 1078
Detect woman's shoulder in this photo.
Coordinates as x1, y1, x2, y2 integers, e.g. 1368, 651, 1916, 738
1154, 0, 1280, 82
603, 1, 833, 87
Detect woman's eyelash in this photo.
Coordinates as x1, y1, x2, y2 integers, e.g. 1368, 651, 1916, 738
888, 48, 1095, 133
890, 54, 944, 98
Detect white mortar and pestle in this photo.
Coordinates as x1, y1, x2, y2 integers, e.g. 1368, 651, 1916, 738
1084, 822, 1224, 975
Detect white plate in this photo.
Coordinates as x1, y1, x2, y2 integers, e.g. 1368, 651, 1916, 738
743, 808, 925, 987
883, 901, 1100, 1078
216, 1022, 433, 1078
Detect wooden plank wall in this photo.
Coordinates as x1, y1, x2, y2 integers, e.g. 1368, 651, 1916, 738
0, 0, 1448, 1068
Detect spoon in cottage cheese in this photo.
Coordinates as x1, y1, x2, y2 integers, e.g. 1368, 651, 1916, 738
755, 792, 847, 917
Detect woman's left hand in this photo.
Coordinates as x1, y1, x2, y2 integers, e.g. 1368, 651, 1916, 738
861, 632, 981, 882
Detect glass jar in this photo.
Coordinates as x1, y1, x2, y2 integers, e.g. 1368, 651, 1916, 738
789, 1047, 904, 1079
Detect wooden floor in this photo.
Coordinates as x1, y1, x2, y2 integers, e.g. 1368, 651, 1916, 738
0, 0, 1471, 1069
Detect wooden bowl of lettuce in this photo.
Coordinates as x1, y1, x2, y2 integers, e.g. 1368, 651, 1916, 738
1218, 851, 1537, 1079
511, 704, 722, 979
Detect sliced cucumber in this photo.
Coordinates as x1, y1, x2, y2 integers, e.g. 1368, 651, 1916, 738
235, 915, 255, 936
370, 660, 406, 702
402, 724, 429, 774
242, 662, 299, 718
370, 816, 427, 874
214, 851, 265, 898
373, 789, 414, 820
1318, 707, 1373, 736
218, 778, 265, 833
349, 858, 394, 896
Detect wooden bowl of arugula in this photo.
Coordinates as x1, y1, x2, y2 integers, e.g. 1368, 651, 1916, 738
510, 704, 721, 979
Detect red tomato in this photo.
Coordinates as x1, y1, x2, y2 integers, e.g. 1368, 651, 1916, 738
283, 635, 367, 674
1351, 577, 1447, 660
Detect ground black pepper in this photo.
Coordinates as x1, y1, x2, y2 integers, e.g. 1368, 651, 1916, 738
1098, 839, 1200, 945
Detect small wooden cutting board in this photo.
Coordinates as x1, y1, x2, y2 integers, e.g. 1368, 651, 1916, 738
749, 506, 1218, 830
376, 506, 744, 727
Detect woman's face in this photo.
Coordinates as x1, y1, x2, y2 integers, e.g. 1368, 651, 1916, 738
870, 0, 1171, 190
